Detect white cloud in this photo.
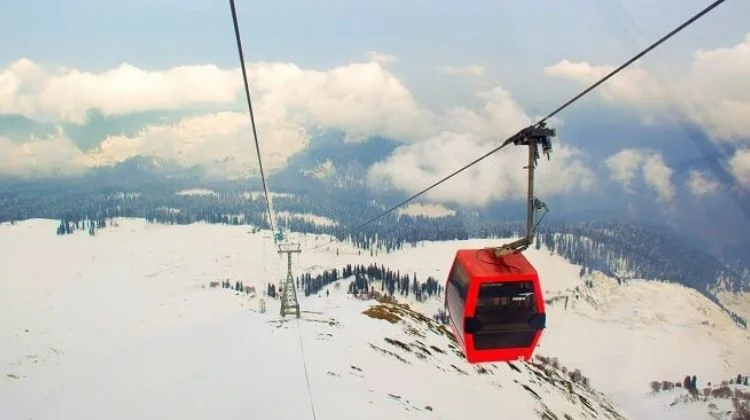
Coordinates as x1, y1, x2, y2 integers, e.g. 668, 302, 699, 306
438, 65, 486, 77
544, 33, 750, 144
0, 59, 241, 124
1, 55, 597, 205
641, 153, 675, 203
545, 60, 666, 110
367, 132, 595, 206
729, 148, 750, 189
251, 61, 435, 142
0, 54, 440, 179
366, 88, 596, 206
604, 148, 646, 193
364, 51, 398, 65
0, 112, 308, 179
0, 56, 434, 143
92, 111, 309, 178
604, 148, 675, 202
442, 87, 532, 141
686, 169, 720, 198
0, 129, 87, 178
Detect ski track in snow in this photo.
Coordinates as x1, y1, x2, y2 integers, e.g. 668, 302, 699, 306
1, 218, 749, 419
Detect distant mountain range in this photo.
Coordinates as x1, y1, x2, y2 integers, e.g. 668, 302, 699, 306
1, 130, 748, 293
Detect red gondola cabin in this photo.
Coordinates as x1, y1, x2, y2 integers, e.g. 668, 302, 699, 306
445, 249, 546, 364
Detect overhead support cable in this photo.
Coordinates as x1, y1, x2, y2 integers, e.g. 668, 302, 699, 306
228, 0, 277, 234
302, 0, 730, 252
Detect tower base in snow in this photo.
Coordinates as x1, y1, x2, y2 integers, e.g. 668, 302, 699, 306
278, 242, 301, 318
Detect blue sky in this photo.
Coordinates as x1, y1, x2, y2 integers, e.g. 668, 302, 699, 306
3, 0, 748, 112
4, 0, 748, 86
1, 0, 750, 216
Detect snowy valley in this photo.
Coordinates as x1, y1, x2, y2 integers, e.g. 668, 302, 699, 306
3, 6, 750, 419
1, 218, 749, 419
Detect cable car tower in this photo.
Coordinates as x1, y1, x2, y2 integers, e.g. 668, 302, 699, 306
277, 237, 301, 318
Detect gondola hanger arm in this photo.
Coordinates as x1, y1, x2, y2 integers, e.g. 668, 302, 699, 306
490, 124, 555, 258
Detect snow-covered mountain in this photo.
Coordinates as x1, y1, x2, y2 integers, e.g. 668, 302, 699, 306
1, 219, 748, 419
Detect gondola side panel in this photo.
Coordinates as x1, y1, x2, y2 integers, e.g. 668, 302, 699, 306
445, 257, 468, 349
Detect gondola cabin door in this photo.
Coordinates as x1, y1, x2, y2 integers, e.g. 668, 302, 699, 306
445, 249, 546, 364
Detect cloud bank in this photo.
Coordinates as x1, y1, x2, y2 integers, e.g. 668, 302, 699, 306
605, 148, 675, 203
3, 32, 750, 206
0, 53, 433, 179
546, 33, 750, 189
0, 53, 596, 205
367, 88, 596, 205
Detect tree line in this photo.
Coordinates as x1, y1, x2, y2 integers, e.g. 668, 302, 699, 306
298, 262, 443, 303
15, 181, 746, 328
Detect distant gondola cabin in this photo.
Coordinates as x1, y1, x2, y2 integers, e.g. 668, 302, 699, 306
445, 249, 546, 364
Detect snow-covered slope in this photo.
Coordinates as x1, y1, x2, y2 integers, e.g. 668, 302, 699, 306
0, 219, 627, 420
303, 233, 750, 419
717, 290, 750, 322
0, 219, 750, 418
539, 273, 750, 419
